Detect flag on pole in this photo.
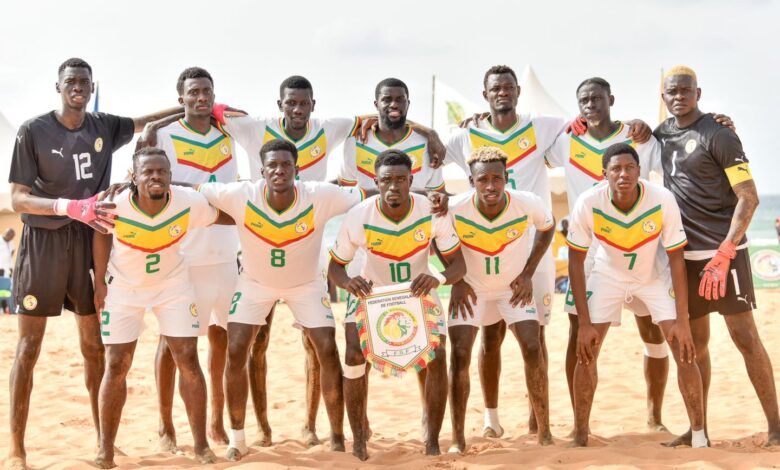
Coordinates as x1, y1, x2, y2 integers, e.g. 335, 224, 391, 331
431, 77, 480, 138
658, 69, 667, 124
92, 81, 100, 113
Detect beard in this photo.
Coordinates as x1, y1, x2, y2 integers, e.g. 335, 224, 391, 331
149, 192, 166, 201
380, 114, 406, 130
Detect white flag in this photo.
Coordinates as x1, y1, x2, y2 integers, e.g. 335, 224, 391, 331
432, 77, 481, 138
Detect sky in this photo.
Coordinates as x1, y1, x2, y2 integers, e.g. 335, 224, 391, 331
1, 0, 779, 192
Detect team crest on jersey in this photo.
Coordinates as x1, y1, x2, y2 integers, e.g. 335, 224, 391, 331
642, 220, 657, 233
220, 143, 230, 155
169, 224, 183, 238
518, 137, 530, 150
22, 295, 37, 310
506, 228, 520, 239
189, 303, 198, 317
94, 137, 104, 152
295, 222, 309, 234
413, 228, 427, 243
543, 293, 551, 306
311, 146, 322, 157
321, 296, 331, 309
685, 139, 697, 154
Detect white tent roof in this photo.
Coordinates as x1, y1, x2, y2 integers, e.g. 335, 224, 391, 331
517, 65, 570, 118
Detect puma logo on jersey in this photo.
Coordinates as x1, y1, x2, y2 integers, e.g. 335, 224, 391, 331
51, 148, 64, 158
737, 166, 750, 173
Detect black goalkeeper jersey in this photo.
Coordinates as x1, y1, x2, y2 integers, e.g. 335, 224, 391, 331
9, 111, 134, 229
654, 113, 750, 253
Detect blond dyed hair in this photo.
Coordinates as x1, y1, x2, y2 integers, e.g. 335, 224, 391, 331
467, 146, 508, 167
663, 65, 697, 83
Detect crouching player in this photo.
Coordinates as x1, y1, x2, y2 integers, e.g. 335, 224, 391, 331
448, 146, 555, 452
567, 143, 706, 447
92, 148, 233, 468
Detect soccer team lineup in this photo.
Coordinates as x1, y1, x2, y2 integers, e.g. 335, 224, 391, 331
7, 56, 779, 469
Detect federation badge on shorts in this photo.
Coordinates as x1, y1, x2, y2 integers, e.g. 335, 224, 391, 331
94, 137, 104, 152
22, 295, 37, 310
518, 137, 530, 150
413, 228, 427, 243
642, 220, 657, 233
169, 224, 182, 237
668, 288, 676, 299
295, 222, 308, 233
189, 303, 198, 317
220, 143, 230, 155
685, 139, 697, 154
321, 296, 331, 309
543, 293, 552, 306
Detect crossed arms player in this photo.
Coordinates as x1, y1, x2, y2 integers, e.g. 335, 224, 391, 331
328, 149, 466, 460
448, 147, 555, 452
566, 143, 705, 447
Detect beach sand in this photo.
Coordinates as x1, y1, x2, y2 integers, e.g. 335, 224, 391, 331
2, 291, 780, 469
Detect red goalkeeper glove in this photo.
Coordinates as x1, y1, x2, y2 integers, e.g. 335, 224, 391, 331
54, 194, 116, 233
211, 103, 229, 125
698, 240, 737, 300
566, 116, 588, 136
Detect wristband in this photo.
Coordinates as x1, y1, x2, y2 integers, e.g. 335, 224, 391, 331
53, 198, 70, 216
431, 270, 446, 285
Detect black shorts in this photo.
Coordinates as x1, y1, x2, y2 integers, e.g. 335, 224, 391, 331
686, 248, 756, 319
13, 222, 96, 316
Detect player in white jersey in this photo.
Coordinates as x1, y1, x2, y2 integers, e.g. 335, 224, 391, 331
338, 78, 445, 193
544, 77, 672, 432
198, 139, 364, 461
92, 148, 232, 467
566, 143, 705, 447
142, 67, 241, 450
447, 147, 555, 451
328, 149, 466, 460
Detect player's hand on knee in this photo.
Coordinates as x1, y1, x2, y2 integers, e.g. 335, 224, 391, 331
711, 112, 736, 132
576, 324, 599, 364
410, 274, 439, 297
625, 119, 652, 143
427, 191, 449, 216
345, 276, 373, 298
667, 320, 696, 364
449, 280, 477, 320
509, 273, 533, 307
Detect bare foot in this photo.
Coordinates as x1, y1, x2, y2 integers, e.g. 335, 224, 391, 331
330, 433, 346, 452
564, 439, 587, 448
301, 427, 320, 447
208, 423, 229, 445
449, 436, 466, 454
94, 449, 116, 469
4, 456, 27, 470
352, 440, 369, 461
765, 431, 780, 447
424, 441, 441, 456
251, 431, 272, 447
538, 430, 554, 446
648, 421, 669, 432
195, 448, 217, 464
662, 429, 691, 447
483, 425, 504, 438
158, 434, 183, 454
225, 447, 245, 462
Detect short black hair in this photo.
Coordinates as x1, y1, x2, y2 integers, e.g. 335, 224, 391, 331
602, 143, 639, 169
260, 139, 298, 165
576, 77, 611, 95
279, 75, 313, 98
132, 147, 170, 172
58, 58, 92, 77
483, 65, 517, 89
375, 78, 409, 100
374, 149, 412, 173
176, 67, 214, 95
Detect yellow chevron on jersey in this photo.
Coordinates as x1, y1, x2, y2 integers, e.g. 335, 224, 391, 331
454, 194, 528, 256
570, 126, 635, 180
170, 120, 233, 173
263, 121, 328, 171
592, 187, 662, 252
468, 121, 537, 168
243, 188, 316, 248
356, 128, 425, 179
114, 206, 191, 254
363, 199, 431, 261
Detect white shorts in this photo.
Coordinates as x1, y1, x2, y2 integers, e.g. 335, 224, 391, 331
100, 285, 200, 344
482, 265, 554, 327
227, 276, 335, 329
189, 262, 238, 333
448, 287, 541, 328
583, 270, 676, 326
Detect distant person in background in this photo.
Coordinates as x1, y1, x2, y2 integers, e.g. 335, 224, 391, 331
775, 217, 780, 243
0, 228, 16, 278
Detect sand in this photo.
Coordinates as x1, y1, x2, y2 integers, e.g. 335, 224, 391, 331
2, 291, 780, 469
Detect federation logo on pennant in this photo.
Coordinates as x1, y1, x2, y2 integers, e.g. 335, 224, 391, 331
642, 220, 657, 233
23, 295, 37, 310
94, 137, 104, 152
169, 224, 182, 238
376, 308, 418, 347
413, 229, 426, 243
685, 139, 697, 154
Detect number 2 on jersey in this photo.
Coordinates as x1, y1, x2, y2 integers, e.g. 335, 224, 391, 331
145, 254, 160, 273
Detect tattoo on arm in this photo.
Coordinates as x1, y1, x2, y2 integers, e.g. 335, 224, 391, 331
727, 179, 759, 245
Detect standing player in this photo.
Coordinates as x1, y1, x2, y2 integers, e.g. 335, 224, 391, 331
448, 147, 555, 452
567, 143, 706, 447
147, 67, 240, 448
545, 77, 671, 432
328, 149, 466, 460
7, 57, 180, 470
656, 66, 780, 446
198, 139, 365, 461
92, 148, 230, 468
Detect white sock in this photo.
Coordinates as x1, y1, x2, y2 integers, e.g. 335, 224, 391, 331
691, 429, 708, 448
228, 428, 248, 454
484, 408, 501, 431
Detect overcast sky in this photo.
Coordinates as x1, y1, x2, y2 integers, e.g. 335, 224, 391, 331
1, 0, 778, 192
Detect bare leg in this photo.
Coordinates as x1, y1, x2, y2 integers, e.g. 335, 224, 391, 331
528, 325, 547, 434
207, 325, 228, 445
343, 323, 369, 461
225, 322, 260, 461
633, 314, 669, 431
8, 315, 47, 468
95, 342, 137, 469
422, 338, 448, 455
248, 308, 274, 447
571, 323, 610, 447
724, 311, 780, 445
155, 336, 178, 452
75, 313, 106, 445
304, 327, 345, 451
658, 321, 704, 437
301, 331, 322, 447
510, 321, 552, 445
448, 325, 478, 452
478, 320, 506, 437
